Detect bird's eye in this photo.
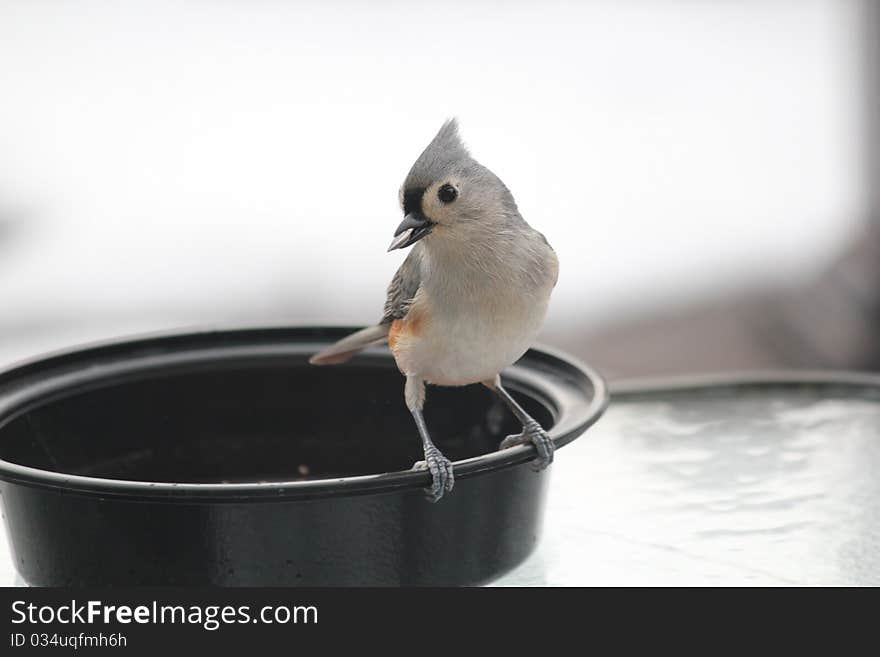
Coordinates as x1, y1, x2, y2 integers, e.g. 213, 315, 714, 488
437, 184, 458, 204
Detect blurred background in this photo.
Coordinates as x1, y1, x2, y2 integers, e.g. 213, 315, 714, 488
0, 0, 877, 381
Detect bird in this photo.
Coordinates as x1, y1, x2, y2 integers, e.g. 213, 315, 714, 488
309, 119, 559, 501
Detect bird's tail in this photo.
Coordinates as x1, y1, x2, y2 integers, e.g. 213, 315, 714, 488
308, 324, 390, 365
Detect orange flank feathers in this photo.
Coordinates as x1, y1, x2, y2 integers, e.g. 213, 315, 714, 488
388, 312, 426, 355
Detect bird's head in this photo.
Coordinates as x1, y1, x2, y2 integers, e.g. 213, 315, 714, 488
387, 119, 519, 252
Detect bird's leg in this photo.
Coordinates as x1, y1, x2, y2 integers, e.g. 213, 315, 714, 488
405, 376, 454, 502
483, 375, 554, 470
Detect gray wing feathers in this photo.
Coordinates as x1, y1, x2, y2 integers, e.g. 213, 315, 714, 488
382, 248, 422, 322
309, 249, 422, 366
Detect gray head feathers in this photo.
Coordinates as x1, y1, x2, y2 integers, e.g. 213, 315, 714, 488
403, 119, 521, 223
404, 118, 472, 189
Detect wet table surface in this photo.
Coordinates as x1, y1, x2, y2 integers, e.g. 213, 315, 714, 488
493, 380, 880, 585
2, 378, 879, 586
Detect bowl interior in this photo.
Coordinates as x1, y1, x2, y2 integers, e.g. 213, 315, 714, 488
0, 359, 554, 484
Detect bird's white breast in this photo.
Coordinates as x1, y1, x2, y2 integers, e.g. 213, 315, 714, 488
391, 236, 557, 386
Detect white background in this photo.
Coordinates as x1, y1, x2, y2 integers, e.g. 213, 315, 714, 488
0, 0, 869, 360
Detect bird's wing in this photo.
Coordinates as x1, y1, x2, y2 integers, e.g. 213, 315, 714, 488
309, 247, 422, 366
382, 247, 423, 322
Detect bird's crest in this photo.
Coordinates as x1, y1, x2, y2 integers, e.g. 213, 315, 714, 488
404, 118, 471, 188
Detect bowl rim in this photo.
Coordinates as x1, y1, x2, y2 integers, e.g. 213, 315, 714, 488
0, 325, 609, 502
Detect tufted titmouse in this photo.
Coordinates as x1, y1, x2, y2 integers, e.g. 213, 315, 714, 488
310, 120, 558, 501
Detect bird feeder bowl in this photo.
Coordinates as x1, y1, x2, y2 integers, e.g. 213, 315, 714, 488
0, 327, 607, 586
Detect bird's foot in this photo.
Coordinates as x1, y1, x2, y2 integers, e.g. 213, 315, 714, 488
499, 419, 554, 471
411, 446, 454, 502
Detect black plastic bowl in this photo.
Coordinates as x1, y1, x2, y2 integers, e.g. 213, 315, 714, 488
0, 327, 607, 586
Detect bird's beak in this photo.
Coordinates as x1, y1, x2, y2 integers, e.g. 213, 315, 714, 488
387, 212, 435, 251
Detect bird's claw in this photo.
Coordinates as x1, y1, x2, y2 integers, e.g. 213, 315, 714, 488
499, 419, 554, 471
411, 446, 454, 502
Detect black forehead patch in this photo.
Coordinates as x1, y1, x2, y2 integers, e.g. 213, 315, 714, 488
403, 187, 425, 216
